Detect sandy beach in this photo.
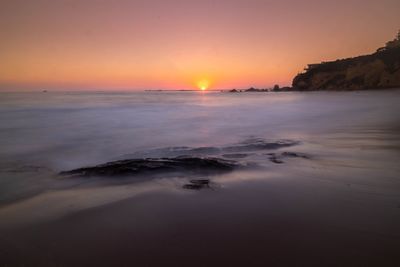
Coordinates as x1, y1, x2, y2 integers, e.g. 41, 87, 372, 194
2, 164, 400, 266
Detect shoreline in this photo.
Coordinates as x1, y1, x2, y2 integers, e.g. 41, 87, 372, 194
2, 165, 400, 266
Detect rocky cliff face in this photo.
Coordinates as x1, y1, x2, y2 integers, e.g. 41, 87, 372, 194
292, 45, 400, 91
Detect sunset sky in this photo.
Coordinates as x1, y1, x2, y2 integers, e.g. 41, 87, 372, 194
1, 0, 399, 91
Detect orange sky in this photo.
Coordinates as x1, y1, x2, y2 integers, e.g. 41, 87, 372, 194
0, 0, 399, 91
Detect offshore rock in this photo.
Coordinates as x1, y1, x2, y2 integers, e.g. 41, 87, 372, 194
267, 151, 311, 164
60, 157, 238, 177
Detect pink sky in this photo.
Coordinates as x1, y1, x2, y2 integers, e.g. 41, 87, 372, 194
0, 0, 399, 91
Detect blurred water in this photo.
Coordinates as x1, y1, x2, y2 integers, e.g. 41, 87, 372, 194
2, 90, 400, 266
0, 90, 400, 209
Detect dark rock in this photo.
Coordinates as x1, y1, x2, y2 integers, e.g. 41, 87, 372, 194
270, 158, 284, 164
267, 154, 284, 164
281, 152, 310, 159
245, 87, 258, 92
183, 179, 211, 190
229, 89, 239, 93
272, 84, 280, 91
183, 184, 204, 190
267, 151, 310, 164
190, 179, 210, 185
242, 88, 269, 92
60, 157, 237, 177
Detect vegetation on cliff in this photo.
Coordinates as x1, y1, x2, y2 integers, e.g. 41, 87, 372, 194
292, 31, 400, 90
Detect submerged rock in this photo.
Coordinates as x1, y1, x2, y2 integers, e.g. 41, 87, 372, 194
183, 184, 204, 190
190, 179, 211, 185
267, 151, 311, 164
60, 139, 304, 179
60, 157, 237, 177
281, 152, 310, 159
268, 155, 284, 164
183, 179, 211, 190
119, 139, 299, 160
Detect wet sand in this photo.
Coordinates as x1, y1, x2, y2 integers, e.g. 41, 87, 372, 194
1, 161, 400, 266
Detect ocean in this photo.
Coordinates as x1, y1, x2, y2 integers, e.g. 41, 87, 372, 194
1, 90, 400, 265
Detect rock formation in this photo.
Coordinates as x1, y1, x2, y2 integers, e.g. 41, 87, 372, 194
292, 32, 400, 91
60, 157, 238, 177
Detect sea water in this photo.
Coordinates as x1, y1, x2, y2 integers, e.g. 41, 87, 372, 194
0, 90, 400, 225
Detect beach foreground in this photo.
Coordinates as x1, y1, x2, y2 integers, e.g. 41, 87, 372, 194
1, 91, 400, 266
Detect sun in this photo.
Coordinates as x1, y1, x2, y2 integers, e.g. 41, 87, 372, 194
197, 79, 209, 91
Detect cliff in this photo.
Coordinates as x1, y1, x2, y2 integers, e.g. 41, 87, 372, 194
292, 36, 400, 91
